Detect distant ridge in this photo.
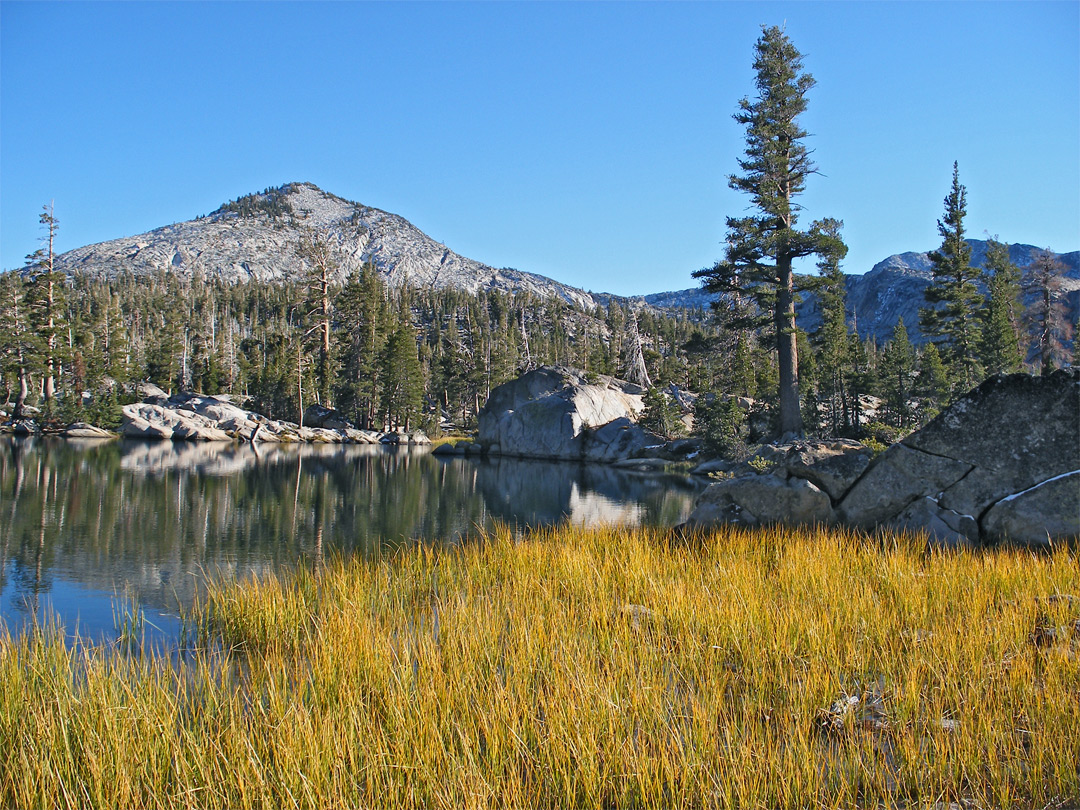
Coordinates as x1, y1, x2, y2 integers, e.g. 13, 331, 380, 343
645, 241, 1080, 344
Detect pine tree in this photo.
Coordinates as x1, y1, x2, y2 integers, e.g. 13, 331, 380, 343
980, 238, 1023, 375
693, 26, 845, 437
880, 318, 916, 428
23, 203, 67, 408
379, 309, 424, 432
695, 395, 747, 459
639, 386, 685, 439
1022, 249, 1074, 373
335, 264, 389, 428
915, 342, 950, 420
919, 163, 984, 391
296, 229, 339, 406
0, 272, 42, 420
811, 218, 851, 435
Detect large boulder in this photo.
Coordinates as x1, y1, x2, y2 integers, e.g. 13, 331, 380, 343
303, 403, 353, 430
981, 471, 1080, 547
63, 422, 116, 439
836, 443, 973, 529
837, 369, 1079, 546
477, 366, 657, 462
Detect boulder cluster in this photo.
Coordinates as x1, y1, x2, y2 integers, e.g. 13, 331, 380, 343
118, 384, 430, 445
689, 369, 1079, 547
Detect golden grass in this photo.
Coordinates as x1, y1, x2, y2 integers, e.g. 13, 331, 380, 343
2, 523, 1078, 809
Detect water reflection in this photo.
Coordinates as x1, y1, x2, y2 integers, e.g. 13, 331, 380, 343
1, 437, 702, 642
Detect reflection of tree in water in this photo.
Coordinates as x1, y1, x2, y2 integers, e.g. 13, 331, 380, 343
0, 438, 701, 639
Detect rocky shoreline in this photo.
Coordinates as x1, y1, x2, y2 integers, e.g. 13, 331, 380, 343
2, 386, 431, 447
5, 367, 1076, 549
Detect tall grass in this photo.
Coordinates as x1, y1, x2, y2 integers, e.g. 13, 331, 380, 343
2, 523, 1078, 808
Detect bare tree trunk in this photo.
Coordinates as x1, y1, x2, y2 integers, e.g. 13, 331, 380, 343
13, 367, 29, 421
297, 342, 304, 426
776, 255, 803, 437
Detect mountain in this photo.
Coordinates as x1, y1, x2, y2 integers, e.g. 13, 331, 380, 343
49, 182, 603, 310
645, 241, 1080, 344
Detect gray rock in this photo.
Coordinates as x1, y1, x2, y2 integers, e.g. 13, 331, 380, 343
135, 381, 170, 402
122, 415, 174, 440
12, 420, 39, 436
189, 399, 251, 425
303, 403, 353, 430
904, 370, 1080, 518
837, 443, 972, 530
308, 427, 345, 443
583, 417, 664, 463
982, 471, 1080, 546
432, 442, 464, 456
688, 474, 833, 527
780, 440, 873, 501
121, 403, 231, 441
691, 459, 737, 475
887, 497, 978, 548
63, 422, 116, 439
343, 428, 380, 444
477, 366, 652, 462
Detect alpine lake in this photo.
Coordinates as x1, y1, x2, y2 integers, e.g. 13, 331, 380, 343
0, 437, 703, 647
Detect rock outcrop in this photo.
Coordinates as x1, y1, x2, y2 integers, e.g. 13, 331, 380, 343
688, 440, 871, 527
476, 366, 662, 462
63, 422, 117, 439
120, 392, 421, 445
837, 369, 1079, 546
688, 370, 1080, 546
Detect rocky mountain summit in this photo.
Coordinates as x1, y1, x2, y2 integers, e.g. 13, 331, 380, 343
49, 182, 602, 309
646, 241, 1080, 344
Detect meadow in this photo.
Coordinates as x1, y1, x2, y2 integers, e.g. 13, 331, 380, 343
1, 523, 1077, 809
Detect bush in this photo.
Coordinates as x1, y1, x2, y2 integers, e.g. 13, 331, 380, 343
639, 387, 686, 439
694, 394, 746, 459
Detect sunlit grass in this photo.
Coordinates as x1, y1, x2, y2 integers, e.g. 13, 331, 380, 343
2, 523, 1078, 808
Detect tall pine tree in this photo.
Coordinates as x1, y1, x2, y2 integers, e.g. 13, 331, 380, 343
980, 238, 1023, 375
693, 26, 845, 437
919, 163, 984, 392
24, 203, 67, 408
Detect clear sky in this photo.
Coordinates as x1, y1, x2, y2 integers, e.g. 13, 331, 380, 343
2, 1, 1077, 296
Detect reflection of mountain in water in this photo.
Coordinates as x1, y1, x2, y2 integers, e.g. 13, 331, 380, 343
1, 438, 701, 642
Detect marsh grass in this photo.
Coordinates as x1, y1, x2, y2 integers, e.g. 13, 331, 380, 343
2, 523, 1078, 808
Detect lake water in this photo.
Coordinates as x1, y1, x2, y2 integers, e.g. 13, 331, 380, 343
0, 437, 703, 645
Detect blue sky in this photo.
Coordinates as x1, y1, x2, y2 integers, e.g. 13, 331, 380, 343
2, 1, 1077, 296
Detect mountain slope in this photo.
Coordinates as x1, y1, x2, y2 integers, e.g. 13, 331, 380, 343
51, 182, 603, 310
